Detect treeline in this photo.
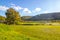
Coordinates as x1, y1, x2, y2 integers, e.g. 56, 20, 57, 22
0, 8, 60, 25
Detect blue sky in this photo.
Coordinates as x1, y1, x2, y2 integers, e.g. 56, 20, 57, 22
0, 0, 60, 16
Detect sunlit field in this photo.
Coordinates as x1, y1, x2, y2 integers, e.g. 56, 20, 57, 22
0, 23, 60, 40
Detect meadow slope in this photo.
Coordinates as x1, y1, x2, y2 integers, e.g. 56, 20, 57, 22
0, 24, 60, 40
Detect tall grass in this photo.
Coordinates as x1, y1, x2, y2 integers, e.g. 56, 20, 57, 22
0, 23, 60, 40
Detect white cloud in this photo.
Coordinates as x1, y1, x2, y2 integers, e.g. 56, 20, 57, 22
43, 11, 49, 13
23, 8, 32, 13
34, 8, 41, 12
11, 3, 23, 11
12, 6, 23, 10
0, 6, 9, 11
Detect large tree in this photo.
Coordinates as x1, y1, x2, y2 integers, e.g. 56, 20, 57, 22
5, 8, 21, 24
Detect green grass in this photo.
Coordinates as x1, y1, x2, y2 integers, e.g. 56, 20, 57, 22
0, 23, 60, 40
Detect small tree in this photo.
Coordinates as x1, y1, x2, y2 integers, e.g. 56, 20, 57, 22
5, 8, 21, 24
0, 16, 5, 23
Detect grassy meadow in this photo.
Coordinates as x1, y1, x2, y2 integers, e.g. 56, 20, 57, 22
0, 23, 60, 40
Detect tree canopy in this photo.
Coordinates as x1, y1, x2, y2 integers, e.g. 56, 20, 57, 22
5, 8, 21, 24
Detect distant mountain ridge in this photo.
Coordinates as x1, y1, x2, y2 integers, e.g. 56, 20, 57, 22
21, 16, 32, 21
26, 12, 60, 21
